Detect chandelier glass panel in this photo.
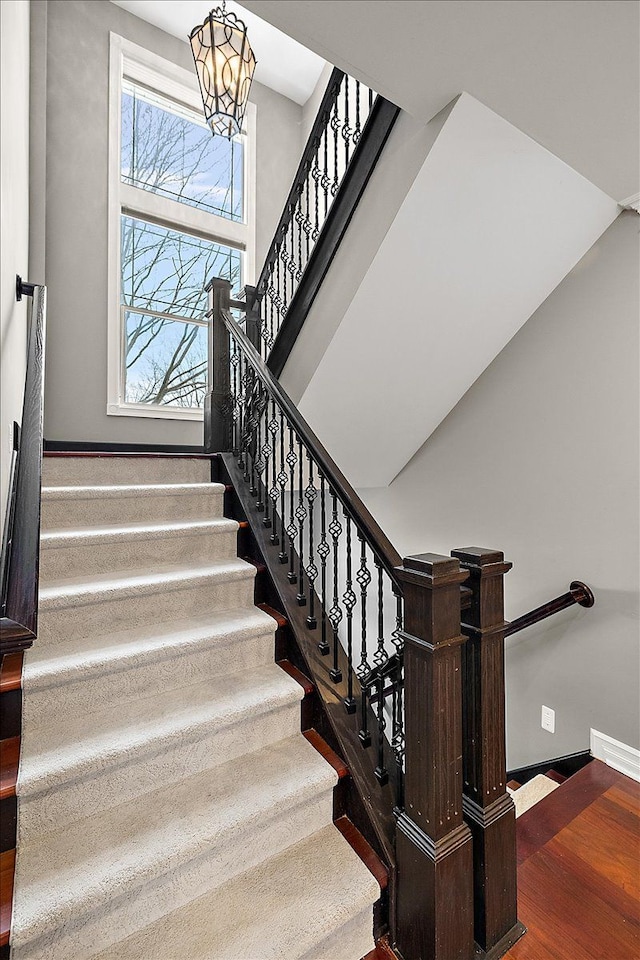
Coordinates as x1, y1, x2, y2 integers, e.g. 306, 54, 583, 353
190, 4, 257, 139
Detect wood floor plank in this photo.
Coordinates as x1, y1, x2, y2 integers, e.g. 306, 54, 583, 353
506, 762, 640, 960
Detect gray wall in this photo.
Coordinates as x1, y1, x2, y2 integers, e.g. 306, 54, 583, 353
1, 0, 30, 527
359, 211, 639, 769
280, 101, 455, 403
36, 0, 302, 446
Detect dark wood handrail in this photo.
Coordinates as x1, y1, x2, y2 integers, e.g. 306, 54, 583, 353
505, 580, 594, 637
0, 278, 47, 655
251, 67, 345, 308
218, 304, 403, 580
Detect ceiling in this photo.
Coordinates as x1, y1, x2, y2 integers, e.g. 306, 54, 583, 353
110, 0, 326, 105
240, 0, 639, 202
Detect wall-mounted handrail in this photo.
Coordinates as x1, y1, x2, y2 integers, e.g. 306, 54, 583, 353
0, 277, 47, 655
505, 581, 594, 638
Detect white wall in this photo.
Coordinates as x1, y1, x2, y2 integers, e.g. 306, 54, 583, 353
298, 94, 619, 488
359, 211, 639, 768
1, 0, 30, 527
35, 0, 302, 446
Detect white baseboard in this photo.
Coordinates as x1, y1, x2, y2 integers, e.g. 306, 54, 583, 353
590, 729, 640, 783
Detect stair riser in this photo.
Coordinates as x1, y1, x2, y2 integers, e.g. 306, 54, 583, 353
23, 630, 275, 728
38, 573, 256, 646
39, 528, 239, 582
13, 786, 335, 960
41, 490, 223, 529
18, 698, 302, 843
42, 458, 212, 486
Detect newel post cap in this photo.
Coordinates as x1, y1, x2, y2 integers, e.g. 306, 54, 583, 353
396, 552, 468, 587
451, 546, 512, 577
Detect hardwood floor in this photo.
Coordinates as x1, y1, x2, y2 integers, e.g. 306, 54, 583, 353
505, 760, 640, 960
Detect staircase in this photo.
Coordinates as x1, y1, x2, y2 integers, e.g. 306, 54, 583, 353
10, 454, 379, 960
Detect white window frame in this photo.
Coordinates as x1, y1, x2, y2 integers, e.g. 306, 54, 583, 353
107, 33, 256, 421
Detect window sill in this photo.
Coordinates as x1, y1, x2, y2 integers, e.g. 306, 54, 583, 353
106, 402, 204, 422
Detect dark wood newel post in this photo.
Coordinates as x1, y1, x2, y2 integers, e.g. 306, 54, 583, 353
205, 277, 232, 454
394, 553, 475, 960
450, 547, 525, 958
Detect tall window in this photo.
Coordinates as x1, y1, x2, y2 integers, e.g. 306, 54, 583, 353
108, 36, 255, 420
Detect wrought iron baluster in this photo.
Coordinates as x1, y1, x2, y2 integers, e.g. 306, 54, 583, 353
317, 473, 330, 655
392, 587, 405, 807
295, 438, 307, 606
305, 455, 318, 628
353, 80, 361, 144
303, 176, 311, 266
247, 377, 258, 496
311, 142, 321, 243
343, 75, 351, 172
254, 387, 265, 510
286, 425, 298, 584
342, 513, 357, 714
328, 493, 342, 683
229, 338, 238, 458
289, 207, 296, 303
277, 408, 288, 563
356, 534, 372, 745
267, 400, 279, 541
321, 124, 330, 219
237, 350, 245, 471
374, 671, 389, 784
331, 93, 340, 197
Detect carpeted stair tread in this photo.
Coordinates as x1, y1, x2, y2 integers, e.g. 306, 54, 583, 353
42, 456, 213, 485
510, 774, 559, 817
18, 662, 303, 798
41, 481, 223, 499
22, 607, 278, 726
12, 736, 337, 952
40, 516, 238, 546
39, 518, 240, 580
93, 823, 379, 960
24, 605, 276, 689
39, 558, 254, 603
41, 482, 225, 528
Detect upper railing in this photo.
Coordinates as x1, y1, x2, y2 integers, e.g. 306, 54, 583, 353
0, 278, 47, 655
248, 69, 400, 375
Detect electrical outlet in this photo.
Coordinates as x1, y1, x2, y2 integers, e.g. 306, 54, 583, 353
541, 705, 555, 733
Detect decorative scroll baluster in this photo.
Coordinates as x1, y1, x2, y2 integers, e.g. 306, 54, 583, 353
317, 474, 330, 655
289, 210, 296, 303
277, 410, 288, 563
261, 399, 272, 528
321, 124, 330, 218
295, 438, 307, 606
342, 514, 357, 714
353, 80, 361, 144
392, 586, 405, 808
254, 388, 265, 511
328, 494, 342, 683
342, 75, 351, 171
331, 93, 340, 197
305, 456, 318, 627
286, 425, 297, 584
311, 144, 321, 242
356, 535, 372, 746
267, 400, 279, 541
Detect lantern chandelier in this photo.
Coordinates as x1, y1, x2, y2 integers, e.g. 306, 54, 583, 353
189, 2, 257, 140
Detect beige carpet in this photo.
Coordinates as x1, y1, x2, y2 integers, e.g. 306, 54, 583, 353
11, 456, 378, 960
509, 774, 559, 818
